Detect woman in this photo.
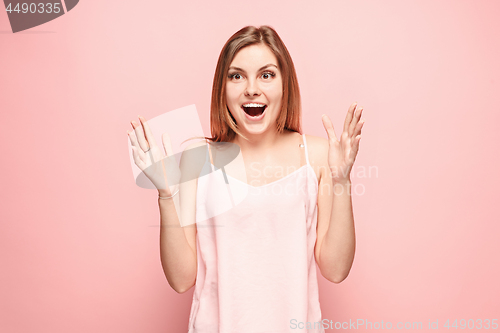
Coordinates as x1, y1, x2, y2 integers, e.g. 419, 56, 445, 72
127, 25, 364, 333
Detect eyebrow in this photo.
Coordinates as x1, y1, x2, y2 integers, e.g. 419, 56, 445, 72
228, 64, 278, 72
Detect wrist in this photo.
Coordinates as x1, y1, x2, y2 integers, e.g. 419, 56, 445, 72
158, 189, 171, 197
158, 187, 180, 200
329, 166, 352, 183
332, 177, 351, 185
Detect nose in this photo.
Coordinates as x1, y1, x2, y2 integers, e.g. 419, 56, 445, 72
244, 78, 260, 96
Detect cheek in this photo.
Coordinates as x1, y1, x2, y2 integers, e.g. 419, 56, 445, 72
264, 80, 283, 98
226, 85, 243, 101
268, 84, 282, 101
225, 95, 240, 116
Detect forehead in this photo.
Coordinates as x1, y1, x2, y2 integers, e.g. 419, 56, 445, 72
230, 44, 278, 70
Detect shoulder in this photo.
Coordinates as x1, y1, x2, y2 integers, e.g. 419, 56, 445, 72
181, 137, 210, 160
183, 138, 207, 151
179, 138, 208, 176
303, 134, 329, 181
304, 134, 328, 161
304, 134, 328, 151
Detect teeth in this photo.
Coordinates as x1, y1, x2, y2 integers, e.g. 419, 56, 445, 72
242, 103, 266, 107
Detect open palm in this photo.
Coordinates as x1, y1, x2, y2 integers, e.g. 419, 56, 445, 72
127, 116, 180, 194
321, 102, 365, 183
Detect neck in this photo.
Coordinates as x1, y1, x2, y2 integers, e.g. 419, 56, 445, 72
233, 128, 286, 154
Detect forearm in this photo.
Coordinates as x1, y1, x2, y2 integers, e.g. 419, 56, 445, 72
319, 179, 356, 283
158, 191, 197, 293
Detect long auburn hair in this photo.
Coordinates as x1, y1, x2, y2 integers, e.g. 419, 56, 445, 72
190, 25, 302, 144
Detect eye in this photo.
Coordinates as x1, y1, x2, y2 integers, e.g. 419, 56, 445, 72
228, 72, 242, 80
262, 71, 276, 80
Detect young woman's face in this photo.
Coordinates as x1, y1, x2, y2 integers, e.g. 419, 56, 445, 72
226, 43, 283, 137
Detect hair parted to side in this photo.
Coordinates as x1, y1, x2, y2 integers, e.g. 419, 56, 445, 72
204, 25, 302, 143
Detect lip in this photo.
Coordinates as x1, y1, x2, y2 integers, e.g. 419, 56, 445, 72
241, 104, 267, 121
240, 101, 267, 108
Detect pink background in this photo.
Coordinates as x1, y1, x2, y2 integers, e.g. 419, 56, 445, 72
1, 0, 499, 332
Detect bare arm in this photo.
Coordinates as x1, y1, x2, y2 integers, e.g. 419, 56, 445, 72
158, 140, 205, 293
158, 188, 197, 293
128, 116, 202, 293
315, 103, 364, 283
317, 174, 356, 284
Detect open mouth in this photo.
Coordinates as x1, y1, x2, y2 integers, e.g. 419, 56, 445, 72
241, 103, 267, 117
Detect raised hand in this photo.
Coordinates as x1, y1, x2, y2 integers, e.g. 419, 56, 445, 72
127, 115, 180, 196
321, 102, 365, 183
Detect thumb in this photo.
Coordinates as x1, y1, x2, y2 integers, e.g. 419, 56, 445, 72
161, 132, 174, 157
322, 114, 338, 142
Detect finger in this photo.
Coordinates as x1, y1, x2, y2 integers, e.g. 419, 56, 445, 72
321, 114, 338, 142
131, 120, 150, 152
128, 129, 140, 148
349, 134, 362, 163
161, 132, 179, 186
348, 106, 363, 138
128, 129, 147, 163
342, 102, 358, 134
161, 132, 174, 157
130, 146, 146, 170
138, 115, 158, 148
352, 119, 365, 141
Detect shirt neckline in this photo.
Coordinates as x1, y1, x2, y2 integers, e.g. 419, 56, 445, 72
222, 164, 317, 189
